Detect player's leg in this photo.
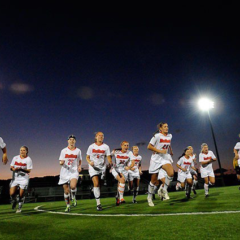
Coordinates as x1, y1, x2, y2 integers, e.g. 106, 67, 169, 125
70, 178, 78, 207
92, 175, 102, 210
16, 187, 26, 213
186, 178, 193, 198
133, 178, 140, 203
116, 174, 126, 203
147, 173, 158, 206
209, 176, 215, 185
192, 174, 198, 194
161, 163, 174, 199
63, 183, 71, 212
204, 177, 210, 197
9, 185, 18, 210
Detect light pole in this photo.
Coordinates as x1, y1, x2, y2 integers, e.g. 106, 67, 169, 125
198, 98, 225, 186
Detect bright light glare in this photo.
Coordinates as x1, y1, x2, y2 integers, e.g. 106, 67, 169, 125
198, 98, 214, 111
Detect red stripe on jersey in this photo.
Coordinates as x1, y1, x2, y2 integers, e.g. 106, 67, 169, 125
203, 157, 211, 160
133, 159, 140, 162
160, 139, 171, 143
65, 154, 77, 158
15, 162, 27, 167
116, 155, 129, 159
183, 162, 191, 165
92, 149, 105, 154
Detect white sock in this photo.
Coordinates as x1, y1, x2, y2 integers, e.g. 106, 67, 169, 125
93, 187, 101, 205
164, 176, 173, 190
64, 193, 70, 205
133, 187, 139, 200
118, 183, 125, 200
71, 188, 77, 200
204, 183, 209, 195
148, 182, 155, 199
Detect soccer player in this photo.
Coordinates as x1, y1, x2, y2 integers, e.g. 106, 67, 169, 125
147, 122, 174, 206
233, 142, 240, 189
199, 143, 217, 197
59, 135, 82, 212
0, 137, 8, 165
128, 146, 142, 203
111, 141, 134, 205
188, 146, 198, 194
176, 148, 196, 198
9, 146, 33, 213
86, 132, 112, 211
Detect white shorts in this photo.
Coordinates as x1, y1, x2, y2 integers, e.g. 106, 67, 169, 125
149, 154, 173, 174
58, 170, 79, 185
128, 171, 140, 181
10, 178, 29, 190
177, 172, 192, 183
112, 168, 128, 181
158, 168, 167, 180
88, 164, 106, 178
200, 167, 215, 178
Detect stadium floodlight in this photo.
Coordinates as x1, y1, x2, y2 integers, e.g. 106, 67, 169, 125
198, 98, 214, 111
197, 97, 225, 186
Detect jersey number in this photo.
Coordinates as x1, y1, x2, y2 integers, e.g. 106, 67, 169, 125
162, 145, 169, 150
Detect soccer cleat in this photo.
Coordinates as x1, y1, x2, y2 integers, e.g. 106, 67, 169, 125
72, 199, 77, 207
116, 197, 120, 206
65, 205, 71, 212
97, 204, 103, 211
132, 200, 137, 204
205, 194, 209, 198
147, 197, 154, 207
120, 199, 126, 204
162, 189, 170, 200
157, 187, 163, 199
16, 208, 22, 213
12, 200, 17, 210
192, 189, 197, 195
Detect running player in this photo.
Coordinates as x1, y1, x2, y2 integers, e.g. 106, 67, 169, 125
147, 122, 174, 206
199, 143, 217, 197
86, 132, 112, 211
128, 146, 142, 203
0, 137, 8, 165
233, 142, 240, 189
188, 146, 198, 194
10, 146, 33, 213
177, 148, 196, 199
111, 141, 134, 205
59, 135, 82, 212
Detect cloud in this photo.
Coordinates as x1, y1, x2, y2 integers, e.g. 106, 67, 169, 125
9, 83, 34, 94
77, 86, 94, 100
149, 93, 165, 105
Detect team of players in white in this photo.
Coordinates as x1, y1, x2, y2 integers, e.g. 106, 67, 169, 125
1, 122, 240, 212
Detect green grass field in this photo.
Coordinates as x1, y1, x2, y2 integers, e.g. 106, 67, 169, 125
1, 186, 240, 239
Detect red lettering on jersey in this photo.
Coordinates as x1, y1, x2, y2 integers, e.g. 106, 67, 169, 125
203, 157, 212, 160
133, 159, 140, 162
160, 139, 171, 143
92, 149, 105, 154
116, 155, 129, 159
65, 154, 77, 158
183, 162, 191, 165
15, 162, 27, 167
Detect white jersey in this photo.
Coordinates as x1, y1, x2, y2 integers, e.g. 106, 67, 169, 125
0, 137, 6, 149
112, 150, 130, 172
149, 132, 172, 162
87, 143, 111, 170
128, 152, 142, 174
59, 147, 82, 172
10, 155, 33, 181
234, 142, 240, 158
199, 150, 216, 171
177, 156, 194, 174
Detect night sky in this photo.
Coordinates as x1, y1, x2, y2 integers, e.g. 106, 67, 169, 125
1, 5, 240, 179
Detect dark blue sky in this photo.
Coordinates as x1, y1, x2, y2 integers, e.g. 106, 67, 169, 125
1, 5, 240, 178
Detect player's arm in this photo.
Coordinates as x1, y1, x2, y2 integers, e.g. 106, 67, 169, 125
234, 148, 239, 159
107, 155, 112, 166
78, 159, 82, 172
59, 160, 65, 165
86, 155, 94, 166
2, 147, 8, 165
19, 168, 31, 173
139, 163, 142, 175
169, 145, 173, 156
176, 163, 186, 172
147, 143, 167, 154
125, 160, 134, 171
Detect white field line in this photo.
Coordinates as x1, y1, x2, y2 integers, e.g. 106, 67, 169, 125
34, 206, 240, 217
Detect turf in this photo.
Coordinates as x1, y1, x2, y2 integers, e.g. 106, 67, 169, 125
1, 186, 240, 239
